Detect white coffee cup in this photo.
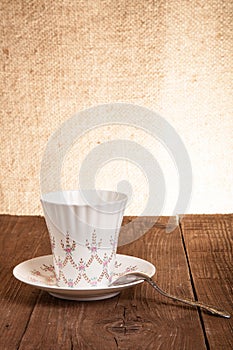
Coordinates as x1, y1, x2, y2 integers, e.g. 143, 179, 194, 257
41, 190, 127, 288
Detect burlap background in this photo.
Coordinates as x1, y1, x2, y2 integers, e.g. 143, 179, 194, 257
1, 0, 232, 215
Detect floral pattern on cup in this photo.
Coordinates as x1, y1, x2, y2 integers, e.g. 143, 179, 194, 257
50, 230, 120, 287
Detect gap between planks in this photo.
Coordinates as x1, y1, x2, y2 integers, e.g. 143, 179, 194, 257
178, 215, 210, 350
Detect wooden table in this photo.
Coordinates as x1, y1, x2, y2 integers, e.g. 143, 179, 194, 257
1, 214, 232, 349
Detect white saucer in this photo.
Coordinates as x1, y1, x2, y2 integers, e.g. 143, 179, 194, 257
13, 254, 155, 301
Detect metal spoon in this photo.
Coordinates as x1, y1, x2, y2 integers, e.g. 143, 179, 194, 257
110, 272, 231, 319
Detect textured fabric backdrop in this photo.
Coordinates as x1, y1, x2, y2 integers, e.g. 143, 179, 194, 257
1, 0, 232, 215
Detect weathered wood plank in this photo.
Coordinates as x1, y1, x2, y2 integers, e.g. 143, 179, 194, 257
181, 214, 233, 350
0, 215, 51, 350
16, 216, 206, 350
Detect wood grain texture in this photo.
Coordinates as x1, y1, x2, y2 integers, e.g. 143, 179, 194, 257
0, 215, 51, 350
0, 215, 48, 349
180, 214, 233, 350
0, 215, 207, 350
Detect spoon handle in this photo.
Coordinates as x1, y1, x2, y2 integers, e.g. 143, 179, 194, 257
147, 277, 231, 319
